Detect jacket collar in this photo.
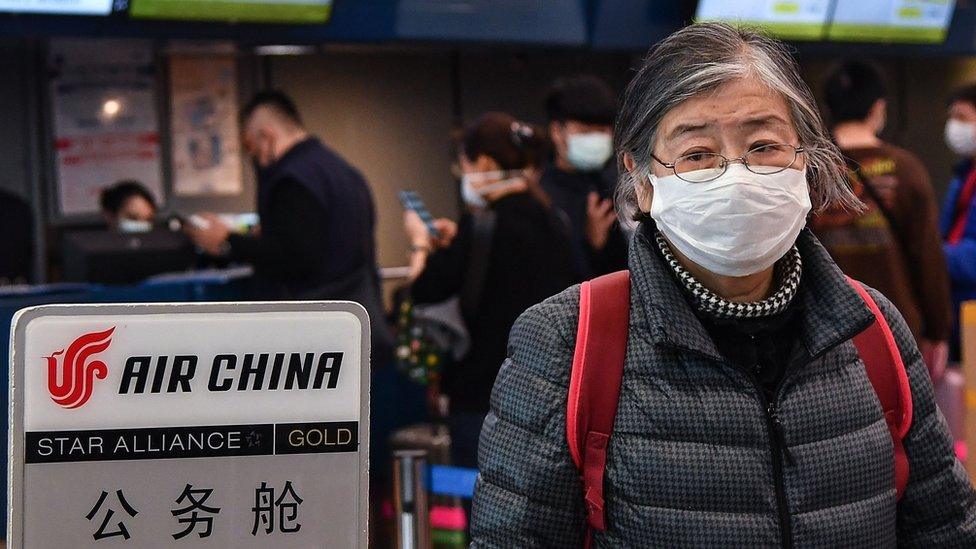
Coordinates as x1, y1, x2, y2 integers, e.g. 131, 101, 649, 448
629, 225, 874, 363
954, 158, 974, 180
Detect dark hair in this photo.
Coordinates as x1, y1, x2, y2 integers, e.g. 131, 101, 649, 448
100, 180, 156, 215
241, 90, 303, 125
460, 112, 551, 206
949, 83, 976, 109
824, 61, 886, 123
545, 74, 617, 125
461, 112, 548, 171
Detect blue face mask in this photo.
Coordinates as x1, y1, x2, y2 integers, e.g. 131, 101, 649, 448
118, 219, 152, 233
567, 132, 613, 172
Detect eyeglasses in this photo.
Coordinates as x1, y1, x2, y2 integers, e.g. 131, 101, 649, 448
650, 143, 805, 183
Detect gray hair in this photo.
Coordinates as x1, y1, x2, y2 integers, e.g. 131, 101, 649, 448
615, 22, 860, 224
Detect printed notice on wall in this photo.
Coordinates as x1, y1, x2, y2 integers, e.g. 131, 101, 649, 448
8, 302, 370, 548
49, 39, 164, 216
169, 56, 243, 196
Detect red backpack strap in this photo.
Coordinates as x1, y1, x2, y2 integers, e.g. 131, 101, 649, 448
846, 276, 913, 500
567, 270, 631, 535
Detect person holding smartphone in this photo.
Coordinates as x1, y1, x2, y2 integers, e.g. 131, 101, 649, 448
185, 91, 392, 363
403, 112, 578, 467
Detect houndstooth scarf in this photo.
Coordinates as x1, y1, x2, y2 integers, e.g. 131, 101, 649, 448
655, 232, 802, 320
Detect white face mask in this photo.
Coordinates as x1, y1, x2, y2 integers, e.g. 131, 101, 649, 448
649, 164, 811, 277
460, 170, 524, 208
567, 132, 613, 172
118, 218, 152, 233
945, 119, 976, 157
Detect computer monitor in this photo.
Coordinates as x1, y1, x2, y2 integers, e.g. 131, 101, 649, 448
827, 0, 956, 44
61, 230, 196, 285
695, 0, 832, 41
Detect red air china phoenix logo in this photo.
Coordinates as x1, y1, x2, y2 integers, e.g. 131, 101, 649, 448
45, 327, 115, 409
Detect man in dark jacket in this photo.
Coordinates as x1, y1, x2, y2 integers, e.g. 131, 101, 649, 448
541, 75, 628, 279
186, 91, 392, 362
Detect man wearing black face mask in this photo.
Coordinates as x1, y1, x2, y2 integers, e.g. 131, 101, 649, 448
186, 90, 392, 361
541, 75, 628, 279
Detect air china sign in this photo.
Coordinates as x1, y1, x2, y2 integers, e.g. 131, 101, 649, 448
9, 302, 370, 548
42, 325, 346, 412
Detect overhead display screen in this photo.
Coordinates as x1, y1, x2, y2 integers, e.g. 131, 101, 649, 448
828, 0, 956, 44
129, 0, 333, 24
695, 0, 832, 41
0, 0, 115, 15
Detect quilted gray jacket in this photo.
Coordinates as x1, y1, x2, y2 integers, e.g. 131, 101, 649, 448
470, 226, 976, 547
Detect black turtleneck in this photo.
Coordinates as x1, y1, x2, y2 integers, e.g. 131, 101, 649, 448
652, 232, 805, 397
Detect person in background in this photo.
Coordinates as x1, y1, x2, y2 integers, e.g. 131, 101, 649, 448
941, 83, 976, 360
184, 91, 406, 502
0, 188, 32, 284
814, 60, 951, 375
403, 112, 577, 467
541, 75, 628, 279
99, 180, 157, 233
184, 90, 392, 359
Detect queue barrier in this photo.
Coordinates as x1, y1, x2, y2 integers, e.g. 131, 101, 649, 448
391, 446, 478, 549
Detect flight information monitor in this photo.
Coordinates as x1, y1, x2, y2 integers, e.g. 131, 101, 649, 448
129, 0, 332, 23
695, 0, 832, 41
828, 0, 956, 44
0, 0, 117, 15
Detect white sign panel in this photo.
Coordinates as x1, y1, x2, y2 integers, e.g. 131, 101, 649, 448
0, 0, 114, 15
8, 302, 370, 548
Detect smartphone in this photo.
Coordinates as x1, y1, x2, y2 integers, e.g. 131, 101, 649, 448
398, 190, 440, 238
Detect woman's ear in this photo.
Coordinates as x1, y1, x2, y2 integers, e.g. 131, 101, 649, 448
623, 153, 653, 214
623, 153, 636, 173
635, 179, 653, 214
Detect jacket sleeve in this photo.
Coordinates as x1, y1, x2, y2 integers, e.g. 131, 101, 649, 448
868, 288, 976, 545
227, 179, 322, 279
411, 215, 472, 305
469, 288, 587, 547
944, 240, 976, 287
889, 153, 952, 341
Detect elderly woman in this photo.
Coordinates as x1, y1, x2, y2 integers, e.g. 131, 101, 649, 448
469, 23, 976, 547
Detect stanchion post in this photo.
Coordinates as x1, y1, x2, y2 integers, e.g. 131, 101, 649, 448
393, 449, 431, 549
962, 302, 976, 483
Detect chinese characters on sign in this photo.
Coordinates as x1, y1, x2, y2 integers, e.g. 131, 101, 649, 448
171, 484, 220, 540
86, 490, 139, 541
251, 481, 304, 536
86, 482, 305, 542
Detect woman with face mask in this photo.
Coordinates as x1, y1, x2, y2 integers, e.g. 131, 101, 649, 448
941, 84, 976, 362
99, 180, 157, 233
402, 112, 577, 467
470, 24, 976, 547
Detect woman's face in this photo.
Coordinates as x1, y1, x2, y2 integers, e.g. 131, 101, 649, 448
948, 100, 976, 124
118, 195, 156, 223
636, 77, 804, 210
458, 153, 502, 189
